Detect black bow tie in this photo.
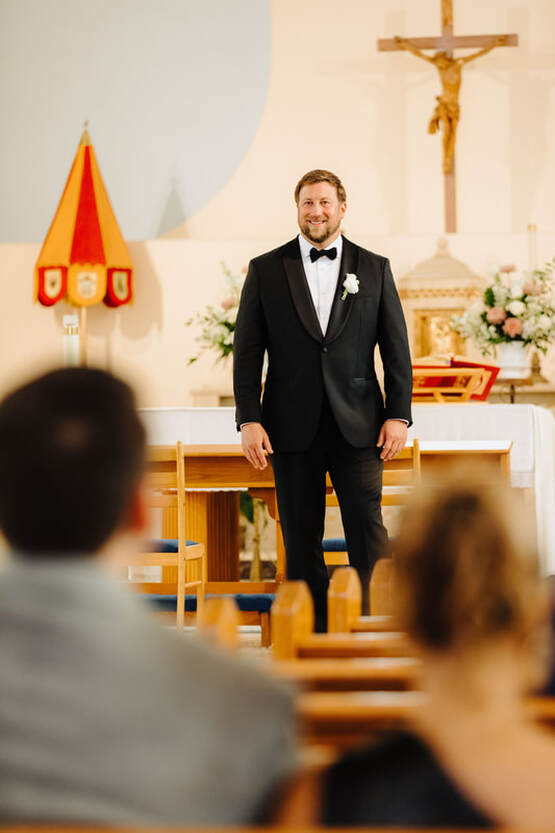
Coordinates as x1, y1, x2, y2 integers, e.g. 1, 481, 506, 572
310, 246, 337, 263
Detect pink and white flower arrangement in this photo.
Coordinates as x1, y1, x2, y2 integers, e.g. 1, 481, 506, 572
452, 259, 555, 355
186, 262, 245, 363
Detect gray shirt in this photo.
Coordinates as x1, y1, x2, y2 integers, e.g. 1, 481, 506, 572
0, 558, 296, 825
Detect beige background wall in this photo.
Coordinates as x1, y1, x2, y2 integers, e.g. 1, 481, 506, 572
173, 0, 555, 238
2, 232, 553, 407
1, 0, 554, 404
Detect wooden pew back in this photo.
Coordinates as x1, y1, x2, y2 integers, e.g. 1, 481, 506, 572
272, 580, 409, 660
272, 581, 314, 660
198, 596, 240, 651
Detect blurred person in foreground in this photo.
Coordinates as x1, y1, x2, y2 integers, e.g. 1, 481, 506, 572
0, 368, 295, 826
279, 467, 555, 829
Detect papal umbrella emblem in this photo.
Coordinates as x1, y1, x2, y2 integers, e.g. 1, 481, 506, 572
34, 125, 133, 308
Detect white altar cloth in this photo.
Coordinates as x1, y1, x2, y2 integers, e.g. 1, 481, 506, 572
139, 404, 555, 574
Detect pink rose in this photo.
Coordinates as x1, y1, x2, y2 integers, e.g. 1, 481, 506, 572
499, 264, 517, 273
486, 306, 507, 324
221, 298, 235, 310
502, 317, 523, 337
523, 281, 542, 296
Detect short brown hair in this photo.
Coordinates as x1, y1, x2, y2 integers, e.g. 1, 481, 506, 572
294, 169, 346, 204
394, 466, 542, 654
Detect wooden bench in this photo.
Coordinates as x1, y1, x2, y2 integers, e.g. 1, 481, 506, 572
0, 826, 520, 833
197, 596, 240, 651
328, 566, 397, 631
297, 690, 555, 749
271, 656, 420, 692
194, 595, 420, 694
271, 581, 410, 661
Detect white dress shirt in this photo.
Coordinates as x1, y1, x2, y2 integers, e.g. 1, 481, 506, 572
298, 233, 342, 336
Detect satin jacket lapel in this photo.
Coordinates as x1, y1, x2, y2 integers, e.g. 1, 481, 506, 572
282, 238, 323, 343
324, 236, 360, 345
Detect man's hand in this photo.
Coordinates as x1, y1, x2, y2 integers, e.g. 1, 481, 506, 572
241, 422, 274, 470
376, 419, 408, 462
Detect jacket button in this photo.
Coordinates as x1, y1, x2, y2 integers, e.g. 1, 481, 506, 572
322, 346, 328, 353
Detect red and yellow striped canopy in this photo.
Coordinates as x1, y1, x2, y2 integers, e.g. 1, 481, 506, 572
35, 127, 133, 308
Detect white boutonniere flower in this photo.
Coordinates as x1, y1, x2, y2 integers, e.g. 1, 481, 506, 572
341, 273, 359, 301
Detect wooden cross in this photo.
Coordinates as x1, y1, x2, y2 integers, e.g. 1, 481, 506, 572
378, 0, 518, 232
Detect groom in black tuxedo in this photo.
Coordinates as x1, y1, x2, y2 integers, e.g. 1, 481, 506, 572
233, 170, 412, 631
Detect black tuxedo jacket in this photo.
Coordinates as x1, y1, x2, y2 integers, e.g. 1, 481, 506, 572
233, 236, 412, 452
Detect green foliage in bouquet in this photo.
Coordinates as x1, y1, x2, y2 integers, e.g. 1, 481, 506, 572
186, 263, 244, 364
452, 260, 555, 356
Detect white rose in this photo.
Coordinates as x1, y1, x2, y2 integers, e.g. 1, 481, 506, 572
509, 276, 524, 298
526, 301, 541, 316
537, 314, 552, 332
341, 273, 359, 300
344, 274, 359, 293
493, 285, 508, 306
507, 300, 526, 317
467, 301, 485, 326
522, 320, 538, 339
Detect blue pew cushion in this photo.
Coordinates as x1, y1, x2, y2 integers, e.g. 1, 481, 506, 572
322, 537, 347, 551
145, 538, 199, 551
139, 593, 275, 614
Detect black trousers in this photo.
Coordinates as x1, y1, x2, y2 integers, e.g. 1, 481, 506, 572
271, 395, 387, 632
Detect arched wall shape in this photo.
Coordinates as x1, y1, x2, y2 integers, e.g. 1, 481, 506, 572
0, 0, 270, 242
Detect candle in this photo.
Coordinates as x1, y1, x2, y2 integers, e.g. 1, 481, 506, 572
527, 223, 537, 271
63, 314, 80, 367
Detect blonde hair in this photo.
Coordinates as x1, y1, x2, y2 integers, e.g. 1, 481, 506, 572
394, 467, 542, 654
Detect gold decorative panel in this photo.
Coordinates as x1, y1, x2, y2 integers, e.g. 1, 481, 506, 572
414, 308, 466, 358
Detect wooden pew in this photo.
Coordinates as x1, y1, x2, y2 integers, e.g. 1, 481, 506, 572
0, 827, 518, 833
328, 566, 397, 632
297, 690, 555, 749
271, 581, 410, 661
269, 580, 415, 695
197, 596, 240, 652
271, 656, 420, 692
195, 583, 420, 693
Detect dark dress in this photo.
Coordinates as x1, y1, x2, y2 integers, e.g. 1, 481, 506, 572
321, 732, 492, 828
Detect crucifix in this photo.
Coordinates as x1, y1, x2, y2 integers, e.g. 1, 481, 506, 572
378, 0, 518, 232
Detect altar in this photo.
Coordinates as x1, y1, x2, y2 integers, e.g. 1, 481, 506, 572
139, 404, 555, 574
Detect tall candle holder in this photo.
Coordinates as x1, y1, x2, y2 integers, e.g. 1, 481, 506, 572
63, 314, 80, 367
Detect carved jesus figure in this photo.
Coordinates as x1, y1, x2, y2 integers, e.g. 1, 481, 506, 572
394, 36, 505, 173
